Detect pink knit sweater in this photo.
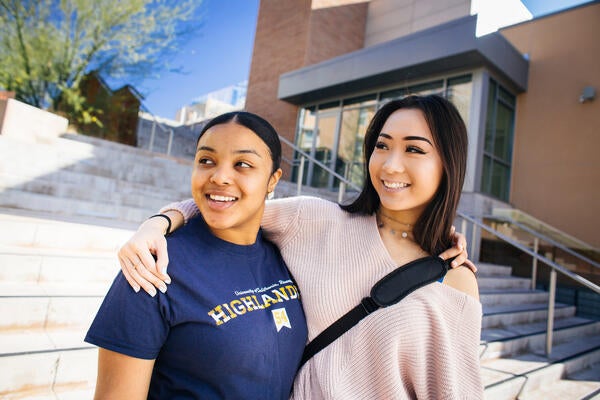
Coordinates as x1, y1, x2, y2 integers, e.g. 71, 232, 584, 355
163, 196, 483, 399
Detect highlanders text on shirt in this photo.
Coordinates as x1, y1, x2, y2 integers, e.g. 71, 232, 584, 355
208, 282, 300, 326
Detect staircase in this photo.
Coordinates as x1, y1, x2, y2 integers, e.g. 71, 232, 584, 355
0, 133, 599, 398
0, 213, 131, 399
478, 262, 600, 399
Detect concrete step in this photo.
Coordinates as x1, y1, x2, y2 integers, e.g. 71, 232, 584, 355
0, 169, 190, 201
0, 385, 95, 400
477, 262, 513, 276
517, 362, 600, 400
0, 188, 152, 223
482, 302, 576, 329
0, 135, 192, 189
0, 211, 137, 252
480, 320, 600, 361
0, 347, 97, 399
0, 176, 188, 212
482, 342, 600, 399
0, 325, 92, 355
480, 290, 548, 307
0, 251, 119, 284
478, 275, 532, 290
0, 292, 105, 330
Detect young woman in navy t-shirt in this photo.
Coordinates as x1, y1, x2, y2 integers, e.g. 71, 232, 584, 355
85, 112, 308, 399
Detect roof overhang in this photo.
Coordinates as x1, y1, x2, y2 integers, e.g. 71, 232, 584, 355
278, 15, 528, 105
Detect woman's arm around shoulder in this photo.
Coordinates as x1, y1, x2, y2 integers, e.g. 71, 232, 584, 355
443, 264, 480, 301
94, 348, 154, 400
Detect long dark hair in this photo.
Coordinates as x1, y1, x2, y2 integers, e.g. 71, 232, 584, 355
341, 95, 468, 256
196, 111, 282, 173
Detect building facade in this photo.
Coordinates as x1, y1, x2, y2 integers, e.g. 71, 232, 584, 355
243, 0, 599, 248
176, 81, 248, 125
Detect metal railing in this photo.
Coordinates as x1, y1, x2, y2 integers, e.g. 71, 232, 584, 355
139, 105, 175, 156
482, 215, 599, 287
278, 135, 361, 203
457, 212, 600, 356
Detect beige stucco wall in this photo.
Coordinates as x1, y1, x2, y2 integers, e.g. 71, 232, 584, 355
364, 0, 471, 47
501, 2, 600, 247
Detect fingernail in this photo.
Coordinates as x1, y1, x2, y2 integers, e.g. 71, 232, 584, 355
457, 244, 463, 250
164, 275, 171, 285
159, 285, 167, 293
149, 288, 157, 297
134, 286, 140, 293
451, 261, 457, 268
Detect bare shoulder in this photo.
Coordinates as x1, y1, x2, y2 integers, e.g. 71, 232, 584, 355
443, 265, 480, 301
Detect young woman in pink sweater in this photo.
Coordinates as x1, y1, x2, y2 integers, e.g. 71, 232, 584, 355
118, 95, 482, 399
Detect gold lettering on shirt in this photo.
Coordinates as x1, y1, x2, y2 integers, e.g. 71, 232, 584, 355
207, 284, 301, 327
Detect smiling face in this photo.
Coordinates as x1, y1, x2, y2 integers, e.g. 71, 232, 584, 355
191, 122, 282, 245
368, 108, 443, 224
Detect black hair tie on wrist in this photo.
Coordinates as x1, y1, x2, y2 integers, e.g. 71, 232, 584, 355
149, 214, 172, 235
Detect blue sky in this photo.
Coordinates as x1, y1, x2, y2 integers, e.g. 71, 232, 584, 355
140, 0, 592, 120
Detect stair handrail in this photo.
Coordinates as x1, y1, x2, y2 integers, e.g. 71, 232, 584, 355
458, 212, 600, 293
277, 135, 361, 200
457, 211, 600, 356
481, 214, 600, 270
138, 104, 175, 155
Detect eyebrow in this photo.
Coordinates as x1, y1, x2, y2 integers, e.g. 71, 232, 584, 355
378, 133, 433, 146
196, 146, 262, 157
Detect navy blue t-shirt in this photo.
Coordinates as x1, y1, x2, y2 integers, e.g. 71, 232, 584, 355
85, 216, 308, 399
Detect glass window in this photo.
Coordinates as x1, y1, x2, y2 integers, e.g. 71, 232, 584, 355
380, 87, 409, 101
311, 112, 339, 187
380, 80, 444, 101
408, 80, 444, 96
296, 107, 316, 151
446, 75, 472, 128
480, 78, 515, 202
484, 82, 496, 154
343, 94, 376, 107
491, 161, 511, 200
336, 104, 375, 187
294, 74, 475, 192
494, 102, 514, 162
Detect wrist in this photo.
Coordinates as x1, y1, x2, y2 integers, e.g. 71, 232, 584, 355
145, 214, 172, 235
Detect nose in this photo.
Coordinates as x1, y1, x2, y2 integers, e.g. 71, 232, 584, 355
209, 165, 232, 185
382, 150, 406, 174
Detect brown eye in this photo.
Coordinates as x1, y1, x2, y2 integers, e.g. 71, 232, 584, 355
406, 145, 425, 154
198, 158, 214, 165
236, 161, 252, 168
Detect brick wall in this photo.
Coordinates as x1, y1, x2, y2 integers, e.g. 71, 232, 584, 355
245, 0, 368, 178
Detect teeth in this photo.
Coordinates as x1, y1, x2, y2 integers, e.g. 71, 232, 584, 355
209, 194, 237, 202
383, 181, 408, 189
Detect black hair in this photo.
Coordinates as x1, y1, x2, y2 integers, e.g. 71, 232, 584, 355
196, 111, 282, 173
341, 94, 468, 256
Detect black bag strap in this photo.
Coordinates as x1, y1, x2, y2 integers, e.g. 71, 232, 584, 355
299, 256, 449, 369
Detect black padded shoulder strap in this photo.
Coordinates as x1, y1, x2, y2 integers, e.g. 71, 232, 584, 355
299, 256, 448, 369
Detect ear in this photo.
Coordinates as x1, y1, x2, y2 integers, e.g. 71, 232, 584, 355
267, 168, 283, 193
